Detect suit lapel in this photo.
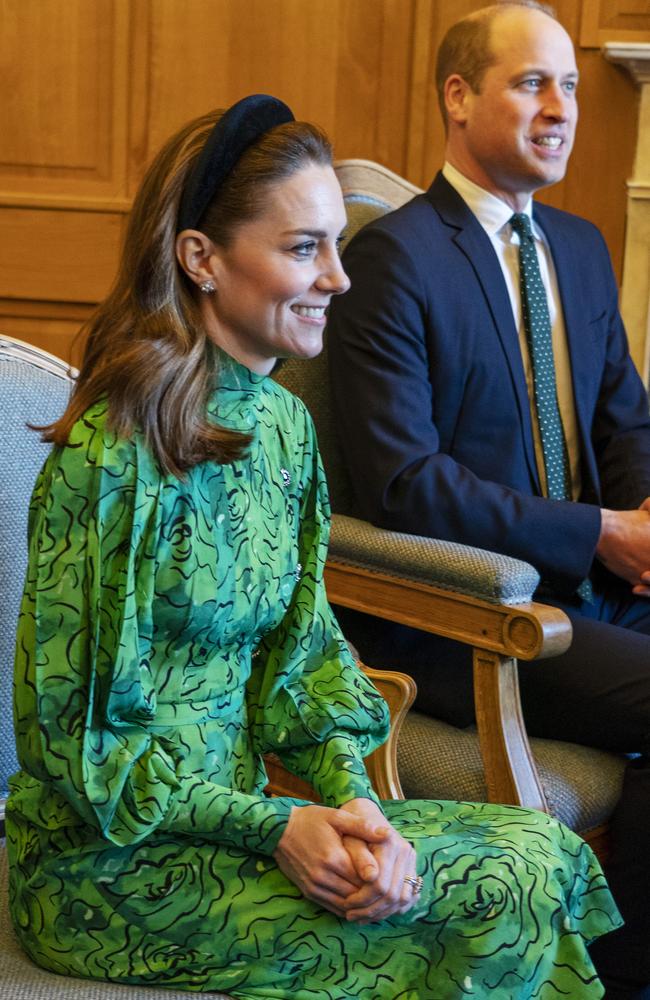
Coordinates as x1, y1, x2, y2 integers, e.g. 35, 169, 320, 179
426, 174, 540, 489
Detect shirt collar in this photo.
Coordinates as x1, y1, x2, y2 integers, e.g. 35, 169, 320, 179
442, 161, 536, 238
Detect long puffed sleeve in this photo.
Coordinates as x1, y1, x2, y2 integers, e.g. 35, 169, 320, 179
13, 402, 294, 856
245, 400, 390, 808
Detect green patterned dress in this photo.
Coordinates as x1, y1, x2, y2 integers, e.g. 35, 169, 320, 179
7, 355, 621, 999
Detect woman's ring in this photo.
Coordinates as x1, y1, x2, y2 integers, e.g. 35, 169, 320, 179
403, 874, 423, 894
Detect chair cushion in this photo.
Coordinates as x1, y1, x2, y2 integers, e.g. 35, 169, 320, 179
398, 712, 626, 833
0, 842, 233, 998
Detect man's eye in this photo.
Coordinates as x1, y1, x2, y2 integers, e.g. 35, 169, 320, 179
336, 235, 347, 255
521, 77, 542, 89
563, 79, 577, 93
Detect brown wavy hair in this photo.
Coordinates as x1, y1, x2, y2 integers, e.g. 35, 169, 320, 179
44, 110, 332, 476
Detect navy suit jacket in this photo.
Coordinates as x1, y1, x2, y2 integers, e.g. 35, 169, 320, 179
328, 173, 650, 593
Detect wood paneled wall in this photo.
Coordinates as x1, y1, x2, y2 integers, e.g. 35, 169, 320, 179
0, 0, 647, 363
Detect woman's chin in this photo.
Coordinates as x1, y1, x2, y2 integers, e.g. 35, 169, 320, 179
280, 336, 325, 362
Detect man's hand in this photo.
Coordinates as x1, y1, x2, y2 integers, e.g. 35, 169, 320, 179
273, 803, 390, 918
597, 499, 650, 595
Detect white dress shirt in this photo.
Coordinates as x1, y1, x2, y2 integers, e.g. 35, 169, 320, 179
442, 161, 581, 499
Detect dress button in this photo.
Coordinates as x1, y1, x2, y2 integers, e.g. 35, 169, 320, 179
280, 468, 291, 487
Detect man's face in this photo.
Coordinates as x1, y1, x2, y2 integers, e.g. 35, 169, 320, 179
448, 8, 579, 210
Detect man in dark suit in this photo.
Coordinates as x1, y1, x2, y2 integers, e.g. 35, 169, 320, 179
327, 2, 650, 996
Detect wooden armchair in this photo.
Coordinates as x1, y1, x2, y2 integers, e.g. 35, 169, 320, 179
274, 159, 629, 862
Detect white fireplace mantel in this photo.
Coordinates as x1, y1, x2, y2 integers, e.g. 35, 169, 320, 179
603, 42, 650, 382
604, 42, 650, 85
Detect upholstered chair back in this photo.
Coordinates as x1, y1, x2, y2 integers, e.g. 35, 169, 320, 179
276, 160, 421, 515
0, 337, 74, 809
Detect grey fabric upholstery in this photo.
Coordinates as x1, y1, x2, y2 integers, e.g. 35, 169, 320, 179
0, 337, 74, 804
399, 714, 626, 833
331, 515, 540, 605
278, 342, 356, 514
276, 158, 626, 838
0, 337, 235, 998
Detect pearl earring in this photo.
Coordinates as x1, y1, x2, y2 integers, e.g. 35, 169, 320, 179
199, 280, 215, 294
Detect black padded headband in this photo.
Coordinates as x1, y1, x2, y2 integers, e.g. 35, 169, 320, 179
177, 94, 295, 232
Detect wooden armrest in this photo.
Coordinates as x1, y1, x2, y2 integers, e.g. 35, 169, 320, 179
263, 754, 318, 801
325, 557, 573, 813
361, 666, 415, 799
264, 660, 416, 803
324, 559, 570, 660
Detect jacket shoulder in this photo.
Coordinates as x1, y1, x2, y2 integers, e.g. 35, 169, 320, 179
533, 201, 605, 244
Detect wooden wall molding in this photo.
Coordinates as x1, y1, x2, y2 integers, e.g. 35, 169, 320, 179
0, 207, 124, 303
0, 195, 132, 213
0, 298, 93, 366
0, 0, 130, 200
0, 0, 647, 363
581, 0, 650, 48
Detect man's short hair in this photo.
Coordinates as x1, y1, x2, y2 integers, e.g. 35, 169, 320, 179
435, 1, 557, 126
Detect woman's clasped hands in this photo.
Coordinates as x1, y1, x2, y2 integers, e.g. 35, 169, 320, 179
273, 797, 420, 923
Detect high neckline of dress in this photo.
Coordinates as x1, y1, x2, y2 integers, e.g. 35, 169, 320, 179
214, 349, 267, 394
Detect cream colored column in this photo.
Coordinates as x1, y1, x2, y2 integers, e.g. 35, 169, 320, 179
604, 43, 650, 383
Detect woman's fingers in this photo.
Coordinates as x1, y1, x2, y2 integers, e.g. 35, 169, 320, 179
272, 802, 421, 923
336, 797, 421, 922
311, 868, 361, 899
341, 834, 379, 883
344, 839, 419, 922
329, 808, 390, 843
273, 804, 388, 917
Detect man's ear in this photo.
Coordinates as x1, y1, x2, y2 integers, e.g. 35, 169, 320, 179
175, 229, 218, 288
444, 74, 472, 125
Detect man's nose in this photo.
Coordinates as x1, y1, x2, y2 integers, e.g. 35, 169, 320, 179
542, 82, 572, 120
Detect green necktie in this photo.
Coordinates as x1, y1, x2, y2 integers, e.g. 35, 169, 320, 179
510, 212, 572, 500
510, 212, 593, 601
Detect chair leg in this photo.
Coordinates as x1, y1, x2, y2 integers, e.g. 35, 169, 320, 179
473, 648, 549, 813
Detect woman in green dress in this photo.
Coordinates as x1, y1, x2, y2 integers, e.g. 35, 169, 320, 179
7, 95, 621, 999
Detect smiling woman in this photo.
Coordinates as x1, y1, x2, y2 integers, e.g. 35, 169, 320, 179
5, 94, 621, 999
178, 162, 350, 374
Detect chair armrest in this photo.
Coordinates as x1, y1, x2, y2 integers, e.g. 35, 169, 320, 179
330, 514, 540, 605
361, 666, 415, 799
264, 663, 416, 803
327, 514, 571, 663
326, 514, 574, 812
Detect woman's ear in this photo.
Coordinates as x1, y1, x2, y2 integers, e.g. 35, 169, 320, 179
175, 229, 218, 289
